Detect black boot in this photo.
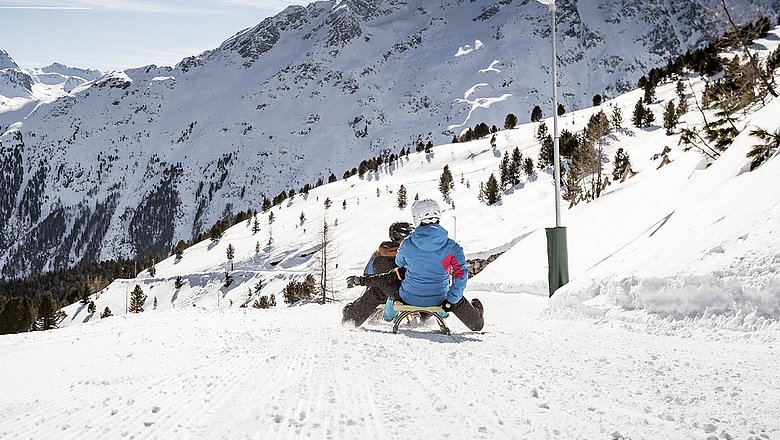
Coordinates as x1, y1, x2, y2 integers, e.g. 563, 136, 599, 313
449, 297, 484, 332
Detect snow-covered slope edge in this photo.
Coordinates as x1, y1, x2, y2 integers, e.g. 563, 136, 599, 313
545, 103, 780, 327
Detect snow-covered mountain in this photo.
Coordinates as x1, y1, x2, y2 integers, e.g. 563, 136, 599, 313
1, 0, 779, 278
0, 50, 99, 132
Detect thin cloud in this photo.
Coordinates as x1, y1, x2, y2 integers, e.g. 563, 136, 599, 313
0, 6, 91, 9
0, 0, 310, 14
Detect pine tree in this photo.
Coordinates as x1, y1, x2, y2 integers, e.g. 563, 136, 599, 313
100, 307, 113, 319
342, 200, 347, 209
523, 157, 535, 177
499, 152, 510, 188
563, 161, 582, 205
153, 297, 158, 310
129, 285, 146, 313
643, 108, 656, 127
254, 280, 263, 296
397, 185, 407, 208
424, 141, 433, 153
675, 80, 689, 114
268, 211, 275, 224
509, 147, 523, 185
632, 99, 646, 127
538, 135, 554, 168
484, 174, 501, 205
643, 80, 656, 104
224, 271, 233, 288
592, 94, 603, 106
324, 198, 332, 209
504, 113, 518, 130
663, 101, 679, 135
252, 216, 260, 234
88, 301, 96, 314
299, 212, 306, 225
36, 293, 62, 331
530, 105, 543, 122
173, 240, 186, 261
536, 121, 549, 140
612, 148, 631, 181
557, 104, 565, 116
148, 263, 156, 277
747, 127, 780, 170
611, 105, 623, 130
226, 243, 235, 271
175, 276, 184, 289
490, 134, 497, 148
439, 165, 454, 198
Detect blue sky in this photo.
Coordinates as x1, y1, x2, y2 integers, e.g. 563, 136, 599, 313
0, 0, 309, 71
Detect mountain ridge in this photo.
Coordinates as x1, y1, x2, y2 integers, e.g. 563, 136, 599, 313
1, 0, 778, 278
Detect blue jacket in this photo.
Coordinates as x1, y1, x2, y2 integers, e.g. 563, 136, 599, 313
395, 223, 468, 307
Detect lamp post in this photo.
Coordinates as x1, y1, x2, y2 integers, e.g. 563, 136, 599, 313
537, 0, 569, 296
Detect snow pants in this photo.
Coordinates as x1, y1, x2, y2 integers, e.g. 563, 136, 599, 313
342, 269, 484, 331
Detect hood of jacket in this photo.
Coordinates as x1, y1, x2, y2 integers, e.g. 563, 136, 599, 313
409, 224, 448, 251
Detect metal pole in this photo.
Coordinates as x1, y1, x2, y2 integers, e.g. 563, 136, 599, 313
550, 2, 561, 227
543, 0, 569, 296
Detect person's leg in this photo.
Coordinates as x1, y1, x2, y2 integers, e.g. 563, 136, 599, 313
344, 269, 404, 327
382, 297, 398, 321
342, 287, 386, 327
448, 297, 484, 331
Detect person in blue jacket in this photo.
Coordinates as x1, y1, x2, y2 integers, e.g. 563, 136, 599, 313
343, 199, 484, 331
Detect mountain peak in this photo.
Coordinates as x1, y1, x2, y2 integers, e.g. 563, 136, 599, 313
0, 50, 19, 70
40, 62, 102, 81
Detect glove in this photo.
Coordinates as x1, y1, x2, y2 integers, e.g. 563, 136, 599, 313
346, 275, 365, 288
441, 301, 453, 311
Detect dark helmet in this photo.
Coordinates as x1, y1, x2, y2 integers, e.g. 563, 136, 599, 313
389, 222, 413, 243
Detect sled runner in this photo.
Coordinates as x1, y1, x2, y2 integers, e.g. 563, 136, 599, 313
387, 301, 451, 335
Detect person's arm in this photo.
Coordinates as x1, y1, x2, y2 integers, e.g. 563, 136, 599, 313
395, 241, 407, 268
446, 244, 468, 304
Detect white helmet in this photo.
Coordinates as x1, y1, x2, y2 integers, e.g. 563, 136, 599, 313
411, 199, 441, 227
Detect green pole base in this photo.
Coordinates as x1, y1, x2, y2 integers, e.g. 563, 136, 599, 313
545, 226, 569, 297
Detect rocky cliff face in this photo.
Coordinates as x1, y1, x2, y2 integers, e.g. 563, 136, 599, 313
1, 0, 778, 278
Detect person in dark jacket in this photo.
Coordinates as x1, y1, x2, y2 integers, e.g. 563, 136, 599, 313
342, 222, 413, 326
343, 199, 484, 331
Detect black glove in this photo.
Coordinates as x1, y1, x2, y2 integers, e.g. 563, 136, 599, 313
441, 301, 452, 311
346, 275, 365, 288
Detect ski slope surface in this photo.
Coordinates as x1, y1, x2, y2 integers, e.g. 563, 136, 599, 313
1, 292, 778, 440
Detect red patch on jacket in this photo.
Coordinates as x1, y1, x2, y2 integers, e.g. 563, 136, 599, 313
440, 254, 465, 279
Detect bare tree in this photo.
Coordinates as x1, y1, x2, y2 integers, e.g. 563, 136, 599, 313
316, 219, 339, 304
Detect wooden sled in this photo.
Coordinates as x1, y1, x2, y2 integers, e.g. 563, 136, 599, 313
389, 301, 451, 335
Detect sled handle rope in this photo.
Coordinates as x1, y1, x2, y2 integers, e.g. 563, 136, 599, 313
391, 301, 451, 335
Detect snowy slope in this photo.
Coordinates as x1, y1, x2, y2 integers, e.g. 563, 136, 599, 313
1, 29, 780, 440
2, 0, 779, 277
53, 27, 780, 329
